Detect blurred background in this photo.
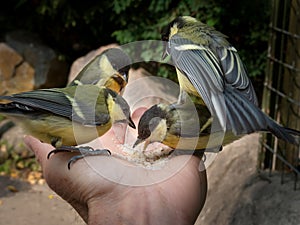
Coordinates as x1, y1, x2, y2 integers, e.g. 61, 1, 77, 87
0, 0, 270, 85
0, 0, 299, 224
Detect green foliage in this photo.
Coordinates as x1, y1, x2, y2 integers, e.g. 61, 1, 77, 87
0, 140, 40, 177
111, 0, 271, 79
0, 0, 271, 79
0, 115, 5, 122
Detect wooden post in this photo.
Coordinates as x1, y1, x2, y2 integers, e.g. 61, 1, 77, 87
278, 0, 300, 170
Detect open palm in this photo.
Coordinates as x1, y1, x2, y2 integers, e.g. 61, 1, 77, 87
24, 108, 207, 225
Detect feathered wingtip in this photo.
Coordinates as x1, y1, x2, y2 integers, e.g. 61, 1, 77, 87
270, 125, 300, 145
289, 128, 300, 145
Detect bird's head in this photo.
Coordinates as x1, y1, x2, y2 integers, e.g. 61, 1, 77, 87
161, 16, 198, 59
69, 48, 131, 93
133, 104, 170, 150
101, 48, 132, 93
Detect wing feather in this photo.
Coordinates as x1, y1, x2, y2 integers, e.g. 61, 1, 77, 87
217, 47, 258, 105
0, 86, 110, 126
169, 35, 227, 128
169, 34, 258, 130
0, 90, 73, 119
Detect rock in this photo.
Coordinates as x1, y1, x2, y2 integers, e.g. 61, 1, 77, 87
0, 42, 35, 159
196, 134, 259, 225
0, 43, 34, 95
68, 44, 119, 83
123, 67, 179, 110
0, 142, 9, 164
0, 43, 22, 80
5, 30, 68, 89
1, 125, 29, 155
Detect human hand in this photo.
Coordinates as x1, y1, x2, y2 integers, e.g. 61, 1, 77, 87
24, 108, 207, 225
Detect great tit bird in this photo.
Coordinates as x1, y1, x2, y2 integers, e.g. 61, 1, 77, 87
134, 100, 300, 155
133, 101, 226, 154
0, 85, 135, 168
68, 48, 131, 93
161, 16, 264, 136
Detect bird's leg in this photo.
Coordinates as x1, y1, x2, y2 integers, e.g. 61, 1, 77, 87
177, 89, 188, 105
47, 146, 111, 169
199, 117, 213, 133
169, 90, 188, 109
66, 149, 111, 169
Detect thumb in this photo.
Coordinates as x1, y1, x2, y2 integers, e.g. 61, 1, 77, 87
23, 135, 54, 165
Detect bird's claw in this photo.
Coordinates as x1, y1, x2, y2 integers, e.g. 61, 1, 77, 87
47, 146, 94, 159
47, 145, 111, 169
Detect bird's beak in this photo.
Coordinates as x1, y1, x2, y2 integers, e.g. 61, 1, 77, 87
113, 72, 127, 84
161, 42, 169, 60
133, 138, 144, 148
120, 71, 128, 82
128, 117, 136, 129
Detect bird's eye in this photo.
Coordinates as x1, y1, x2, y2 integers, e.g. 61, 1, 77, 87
162, 35, 168, 41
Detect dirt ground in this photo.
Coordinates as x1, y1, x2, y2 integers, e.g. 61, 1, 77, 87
0, 134, 299, 225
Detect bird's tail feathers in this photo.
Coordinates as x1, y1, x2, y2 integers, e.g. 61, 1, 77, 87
224, 87, 300, 145
224, 87, 265, 134
267, 120, 300, 145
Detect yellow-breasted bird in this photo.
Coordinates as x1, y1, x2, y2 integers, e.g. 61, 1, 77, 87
134, 100, 300, 155
161, 16, 269, 137
133, 100, 225, 154
0, 85, 135, 168
68, 48, 131, 93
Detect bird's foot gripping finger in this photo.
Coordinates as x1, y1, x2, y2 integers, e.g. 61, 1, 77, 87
47, 145, 94, 159
67, 148, 111, 169
47, 146, 111, 169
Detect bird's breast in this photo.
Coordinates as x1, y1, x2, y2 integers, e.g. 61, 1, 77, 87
163, 130, 241, 151
177, 69, 198, 96
19, 115, 112, 146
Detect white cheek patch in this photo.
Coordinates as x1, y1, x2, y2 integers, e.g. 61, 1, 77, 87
170, 24, 178, 38
149, 118, 167, 143
99, 55, 114, 73
111, 102, 126, 122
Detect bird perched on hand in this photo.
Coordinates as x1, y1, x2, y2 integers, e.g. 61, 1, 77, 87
0, 85, 135, 168
134, 99, 300, 155
68, 48, 131, 93
160, 16, 300, 144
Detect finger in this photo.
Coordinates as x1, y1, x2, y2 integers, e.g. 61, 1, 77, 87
23, 135, 54, 166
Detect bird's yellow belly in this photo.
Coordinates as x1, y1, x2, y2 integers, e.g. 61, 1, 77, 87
177, 69, 206, 105
177, 69, 199, 96
163, 131, 241, 151
19, 116, 112, 147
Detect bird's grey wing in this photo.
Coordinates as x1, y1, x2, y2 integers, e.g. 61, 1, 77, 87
216, 46, 258, 105
0, 90, 73, 118
0, 88, 110, 126
169, 35, 259, 132
169, 35, 227, 129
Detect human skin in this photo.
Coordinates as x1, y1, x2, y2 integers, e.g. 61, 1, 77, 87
24, 108, 207, 225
